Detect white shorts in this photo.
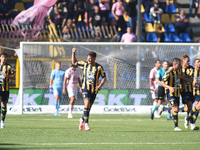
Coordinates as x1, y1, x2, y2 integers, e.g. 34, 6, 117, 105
151, 89, 158, 100
67, 88, 77, 99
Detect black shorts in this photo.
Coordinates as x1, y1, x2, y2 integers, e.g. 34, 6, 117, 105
181, 92, 194, 104
158, 86, 165, 100
0, 91, 9, 103
82, 89, 97, 105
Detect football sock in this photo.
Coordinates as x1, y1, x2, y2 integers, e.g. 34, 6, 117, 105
0, 105, 1, 120
83, 108, 90, 124
152, 104, 159, 114
167, 112, 171, 119
193, 112, 199, 124
69, 105, 73, 113
57, 101, 60, 112
54, 100, 58, 112
179, 107, 186, 112
187, 107, 198, 121
163, 107, 172, 112
173, 111, 178, 127
1, 107, 6, 122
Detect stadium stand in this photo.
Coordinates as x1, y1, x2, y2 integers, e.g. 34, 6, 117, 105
0, 0, 200, 48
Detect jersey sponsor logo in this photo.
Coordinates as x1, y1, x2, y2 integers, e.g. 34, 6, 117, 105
86, 71, 95, 85
0, 71, 4, 84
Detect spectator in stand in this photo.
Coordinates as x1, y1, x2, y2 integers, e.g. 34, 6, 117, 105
62, 19, 75, 40
111, 0, 127, 33
99, 0, 110, 26
85, 0, 97, 27
158, 0, 169, 13
126, 0, 137, 33
150, 2, 163, 24
175, 10, 193, 40
89, 6, 102, 39
157, 26, 165, 42
189, 0, 199, 18
0, 0, 13, 20
143, 0, 154, 16
49, 7, 65, 39
120, 27, 137, 43
64, 0, 77, 24
75, 0, 85, 24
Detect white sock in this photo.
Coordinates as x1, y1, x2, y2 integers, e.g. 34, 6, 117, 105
69, 105, 73, 113
191, 124, 194, 128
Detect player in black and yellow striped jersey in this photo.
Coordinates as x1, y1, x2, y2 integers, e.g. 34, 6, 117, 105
179, 54, 194, 115
184, 58, 200, 130
0, 53, 15, 128
72, 48, 107, 131
161, 58, 182, 131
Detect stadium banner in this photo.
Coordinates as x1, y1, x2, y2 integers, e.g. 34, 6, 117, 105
9, 89, 150, 106
7, 105, 153, 114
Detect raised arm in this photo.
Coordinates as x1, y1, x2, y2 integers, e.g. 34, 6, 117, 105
72, 48, 77, 65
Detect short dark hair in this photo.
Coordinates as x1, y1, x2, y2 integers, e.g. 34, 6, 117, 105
155, 59, 161, 63
88, 51, 96, 58
157, 26, 162, 30
0, 52, 8, 57
163, 60, 169, 65
194, 58, 200, 63
173, 58, 181, 64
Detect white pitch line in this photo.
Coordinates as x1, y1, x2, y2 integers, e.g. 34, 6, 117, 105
18, 142, 200, 145
6, 119, 173, 122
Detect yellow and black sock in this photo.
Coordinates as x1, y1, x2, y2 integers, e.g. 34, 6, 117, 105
1, 107, 6, 121
193, 112, 199, 124
179, 107, 186, 112
173, 111, 178, 127
83, 108, 90, 124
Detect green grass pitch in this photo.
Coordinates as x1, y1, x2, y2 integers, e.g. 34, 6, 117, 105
0, 114, 199, 150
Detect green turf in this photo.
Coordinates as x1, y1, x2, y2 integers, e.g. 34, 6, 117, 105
0, 114, 199, 150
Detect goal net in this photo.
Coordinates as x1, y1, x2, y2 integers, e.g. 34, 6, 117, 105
9, 42, 200, 114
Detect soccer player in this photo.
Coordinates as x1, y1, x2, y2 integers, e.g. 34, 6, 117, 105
150, 60, 161, 120
179, 54, 195, 123
63, 63, 82, 118
0, 52, 15, 128
49, 61, 65, 116
184, 58, 200, 130
161, 58, 182, 131
72, 48, 107, 131
153, 61, 172, 120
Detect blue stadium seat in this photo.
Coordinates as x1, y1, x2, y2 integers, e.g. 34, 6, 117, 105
142, 35, 145, 42
127, 22, 130, 27
141, 72, 148, 81
166, 5, 177, 14
169, 33, 182, 42
164, 23, 175, 32
109, 13, 115, 18
25, 2, 33, 9
179, 33, 191, 42
121, 70, 130, 81
146, 33, 157, 42
164, 33, 171, 42
143, 13, 151, 22
133, 72, 136, 81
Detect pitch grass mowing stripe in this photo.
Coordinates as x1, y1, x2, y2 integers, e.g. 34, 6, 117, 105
7, 142, 200, 145
6, 119, 174, 122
